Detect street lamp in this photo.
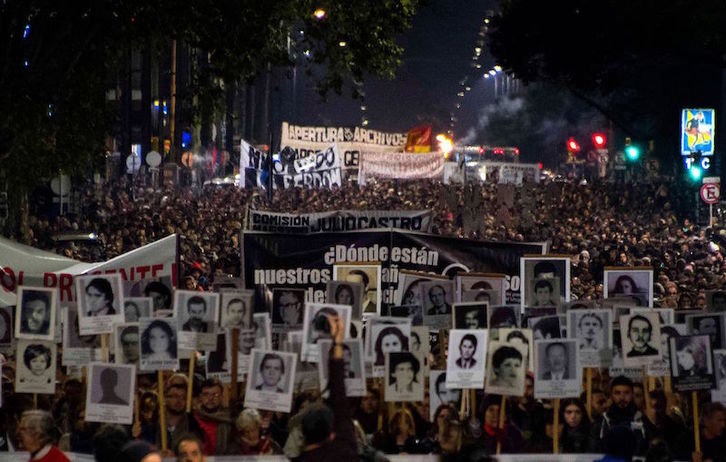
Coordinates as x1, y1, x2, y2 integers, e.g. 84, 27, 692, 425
313, 8, 326, 19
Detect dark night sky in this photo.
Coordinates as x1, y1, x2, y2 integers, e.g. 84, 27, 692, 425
291, 0, 496, 138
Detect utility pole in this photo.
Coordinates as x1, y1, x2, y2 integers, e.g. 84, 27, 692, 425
170, 40, 177, 163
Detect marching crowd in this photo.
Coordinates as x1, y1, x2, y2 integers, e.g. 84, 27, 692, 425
3, 175, 726, 461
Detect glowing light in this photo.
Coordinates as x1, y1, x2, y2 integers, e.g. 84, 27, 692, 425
436, 134, 454, 157
592, 133, 606, 147
484, 74, 490, 79
494, 65, 502, 72
339, 41, 347, 47
23, 24, 30, 39
489, 70, 496, 76
313, 8, 326, 19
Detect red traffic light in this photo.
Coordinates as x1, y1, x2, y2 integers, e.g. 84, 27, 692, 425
567, 138, 580, 151
592, 133, 606, 148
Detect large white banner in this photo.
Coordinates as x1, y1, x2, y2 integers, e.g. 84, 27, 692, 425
0, 235, 177, 304
358, 152, 446, 185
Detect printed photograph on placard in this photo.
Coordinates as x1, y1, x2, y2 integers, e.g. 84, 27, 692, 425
455, 273, 506, 304
534, 339, 581, 399
244, 349, 297, 413
271, 288, 305, 332
410, 325, 430, 375
212, 277, 244, 292
452, 302, 488, 329
139, 279, 174, 315
139, 317, 179, 371
609, 329, 643, 380
395, 270, 435, 311
327, 280, 363, 320
649, 324, 687, 377
219, 289, 254, 330
686, 313, 726, 349
122, 297, 152, 323
670, 334, 716, 392
114, 323, 140, 366
430, 371, 462, 420
333, 263, 381, 314
521, 257, 570, 307
445, 329, 487, 389
604, 269, 653, 307
252, 313, 272, 350
707, 290, 726, 313
461, 289, 501, 304
567, 309, 613, 367
175, 289, 218, 334
318, 339, 366, 397
529, 315, 561, 340
630, 308, 674, 327
485, 340, 526, 396
620, 312, 662, 367
370, 321, 412, 370
385, 351, 424, 402
85, 363, 136, 424
364, 316, 412, 367
712, 350, 726, 403
301, 303, 351, 362
15, 339, 56, 394
62, 305, 103, 366
499, 328, 534, 371
76, 274, 125, 335
420, 279, 454, 316
15, 286, 56, 340
284, 330, 319, 391
389, 305, 423, 326
488, 305, 519, 329
0, 306, 12, 345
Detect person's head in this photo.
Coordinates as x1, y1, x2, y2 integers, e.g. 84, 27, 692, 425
141, 320, 176, 356
483, 395, 502, 428
474, 291, 491, 302
144, 281, 171, 311
428, 284, 447, 306
347, 269, 370, 290
632, 382, 645, 410
175, 433, 205, 462
561, 398, 587, 429
410, 331, 421, 352
492, 346, 523, 382
435, 373, 461, 405
402, 280, 421, 305
438, 419, 462, 454
696, 316, 719, 337
433, 403, 459, 433
19, 410, 55, 453
22, 291, 50, 334
199, 378, 222, 413
545, 342, 567, 373
278, 290, 302, 325
124, 301, 141, 322
703, 402, 726, 438
614, 275, 638, 294
534, 279, 554, 305
578, 313, 603, 340
533, 261, 557, 279
389, 408, 416, 439
334, 284, 354, 306
165, 384, 186, 414
301, 405, 334, 446
340, 343, 353, 376
610, 375, 634, 409
259, 353, 285, 387
225, 298, 246, 327
389, 352, 420, 387
120, 326, 140, 363
311, 307, 338, 340
186, 296, 207, 321
533, 316, 559, 340
590, 388, 607, 417
374, 326, 408, 365
628, 315, 653, 350
23, 343, 52, 376
86, 278, 114, 311
100, 368, 119, 393
360, 389, 379, 414
236, 408, 262, 445
490, 306, 517, 327
93, 424, 131, 462
118, 440, 161, 462
459, 334, 477, 360
464, 308, 484, 329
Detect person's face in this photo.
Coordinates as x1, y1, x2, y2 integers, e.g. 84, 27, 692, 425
580, 316, 602, 340
279, 293, 300, 325
165, 388, 185, 413
122, 332, 140, 362
496, 357, 521, 383
86, 285, 107, 311
240, 329, 256, 352
200, 386, 222, 413
124, 302, 140, 322
149, 326, 170, 353
535, 286, 552, 305
699, 318, 718, 336
618, 279, 633, 294
484, 404, 500, 427
227, 301, 245, 326
460, 339, 475, 360
188, 302, 205, 322
177, 440, 204, 462
429, 287, 445, 306
29, 354, 48, 375
437, 384, 461, 405
592, 392, 607, 415
564, 404, 583, 428
393, 361, 414, 386
262, 358, 283, 386
411, 335, 421, 352
629, 319, 652, 349
25, 300, 47, 332
381, 333, 402, 354
546, 345, 567, 372
611, 384, 633, 409
705, 410, 726, 438
464, 311, 479, 329
677, 349, 695, 370
18, 417, 41, 452
149, 290, 166, 310
361, 393, 378, 413
337, 287, 353, 305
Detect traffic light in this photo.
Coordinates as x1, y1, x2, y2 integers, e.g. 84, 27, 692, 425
624, 137, 640, 161
567, 138, 580, 152
689, 165, 703, 181
592, 133, 606, 148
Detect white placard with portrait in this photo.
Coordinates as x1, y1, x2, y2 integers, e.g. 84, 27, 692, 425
369, 320, 412, 377
85, 362, 136, 424
15, 286, 56, 341
174, 291, 219, 351
521, 256, 571, 308
619, 312, 661, 367
430, 371, 462, 420
301, 303, 351, 363
123, 297, 152, 323
567, 309, 613, 367
219, 289, 254, 330
76, 274, 125, 335
244, 349, 297, 413
114, 323, 140, 366
139, 317, 179, 371
385, 351, 424, 402
318, 339, 366, 397
485, 340, 527, 396
334, 263, 382, 315
648, 324, 687, 377
534, 339, 581, 399
15, 338, 56, 394
271, 288, 305, 333
604, 268, 653, 308
445, 329, 487, 389
62, 305, 103, 366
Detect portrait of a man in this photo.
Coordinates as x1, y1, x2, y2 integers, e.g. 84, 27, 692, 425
689, 314, 724, 349
116, 325, 140, 365
255, 353, 286, 393
272, 289, 304, 328
96, 368, 129, 405
541, 342, 569, 380
426, 284, 452, 315
17, 288, 55, 339
625, 314, 659, 358
578, 313, 604, 350
455, 334, 478, 369
182, 295, 209, 332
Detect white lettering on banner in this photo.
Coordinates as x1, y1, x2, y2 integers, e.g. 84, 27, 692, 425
358, 152, 445, 184
248, 210, 433, 233
283, 122, 406, 147
322, 244, 439, 266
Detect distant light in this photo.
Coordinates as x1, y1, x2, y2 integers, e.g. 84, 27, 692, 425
484, 74, 490, 79
153, 99, 160, 109
313, 8, 326, 19
24, 60, 28, 67
489, 70, 496, 76
465, 86, 471, 91
494, 65, 502, 71
475, 64, 482, 69
474, 47, 482, 54
625, 145, 639, 160
592, 133, 606, 148
484, 18, 490, 24
303, 50, 311, 58
457, 91, 464, 97
690, 166, 703, 180
360, 105, 366, 111
514, 148, 520, 155
339, 41, 347, 47
23, 24, 30, 39
362, 119, 369, 126
162, 101, 168, 116
436, 134, 453, 156
538, 162, 543, 170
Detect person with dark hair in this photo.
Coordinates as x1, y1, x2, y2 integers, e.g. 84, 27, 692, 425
93, 424, 131, 462
310, 307, 339, 344
193, 378, 231, 455
489, 306, 517, 328
255, 354, 285, 392
488, 346, 523, 388
124, 301, 142, 323
23, 343, 52, 377
559, 398, 592, 453
21, 290, 51, 336
142, 320, 176, 360
455, 334, 478, 369
175, 433, 205, 462
374, 325, 408, 366
427, 284, 451, 315
345, 269, 374, 313
372, 408, 418, 454
387, 352, 420, 394
577, 313, 604, 350
462, 307, 486, 329
532, 279, 557, 307
155, 384, 205, 455
296, 314, 357, 461
541, 342, 569, 380
333, 284, 354, 306
532, 316, 560, 340
533, 261, 557, 279
277, 290, 303, 327
476, 394, 525, 454
222, 298, 248, 329
627, 315, 658, 357
694, 315, 722, 347
97, 368, 128, 405
145, 281, 172, 313
118, 440, 161, 462
182, 296, 208, 332
119, 326, 140, 364
613, 274, 638, 295
434, 373, 462, 408
353, 389, 380, 436
85, 278, 116, 316
674, 401, 726, 462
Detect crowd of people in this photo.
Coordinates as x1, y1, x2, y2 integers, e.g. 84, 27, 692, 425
2, 175, 726, 461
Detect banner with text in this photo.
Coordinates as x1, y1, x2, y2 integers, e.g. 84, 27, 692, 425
247, 210, 433, 234
358, 152, 446, 185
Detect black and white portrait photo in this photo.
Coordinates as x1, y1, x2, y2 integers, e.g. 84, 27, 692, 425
123, 297, 151, 323
708, 291, 726, 313
85, 362, 136, 424
318, 339, 366, 397
244, 349, 297, 413
15, 339, 56, 394
461, 289, 501, 304
500, 328, 534, 371
521, 256, 571, 307
648, 324, 687, 377
430, 371, 462, 420
385, 351, 424, 402
62, 305, 102, 366
488, 305, 519, 329
206, 333, 243, 383
445, 329, 487, 389
452, 302, 488, 329
712, 349, 726, 403
529, 315, 561, 340
76, 274, 125, 335
219, 289, 253, 330
0, 305, 12, 345
333, 263, 382, 314
252, 313, 272, 350
271, 288, 305, 332
114, 323, 140, 365
669, 334, 716, 392
620, 312, 662, 367
327, 280, 363, 319
370, 321, 412, 370
301, 303, 351, 362
604, 269, 653, 308
421, 280, 455, 316
534, 339, 581, 399
686, 313, 726, 349
455, 273, 506, 305
139, 317, 179, 371
15, 286, 56, 341
389, 305, 423, 326
395, 270, 432, 312
485, 341, 527, 396
411, 325, 430, 374
174, 290, 219, 351
140, 278, 173, 315
567, 309, 612, 367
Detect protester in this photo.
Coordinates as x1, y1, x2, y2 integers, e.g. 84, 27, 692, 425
18, 410, 68, 462
193, 378, 232, 455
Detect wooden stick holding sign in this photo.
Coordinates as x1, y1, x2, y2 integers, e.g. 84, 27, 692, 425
231, 327, 239, 401
693, 392, 701, 454
496, 395, 506, 454
586, 368, 592, 419
100, 334, 109, 363
642, 366, 652, 412
33, 394, 37, 410
186, 352, 196, 413
470, 389, 476, 419
553, 398, 560, 454
158, 370, 167, 451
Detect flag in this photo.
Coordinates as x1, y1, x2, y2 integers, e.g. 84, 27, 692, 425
405, 125, 432, 153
